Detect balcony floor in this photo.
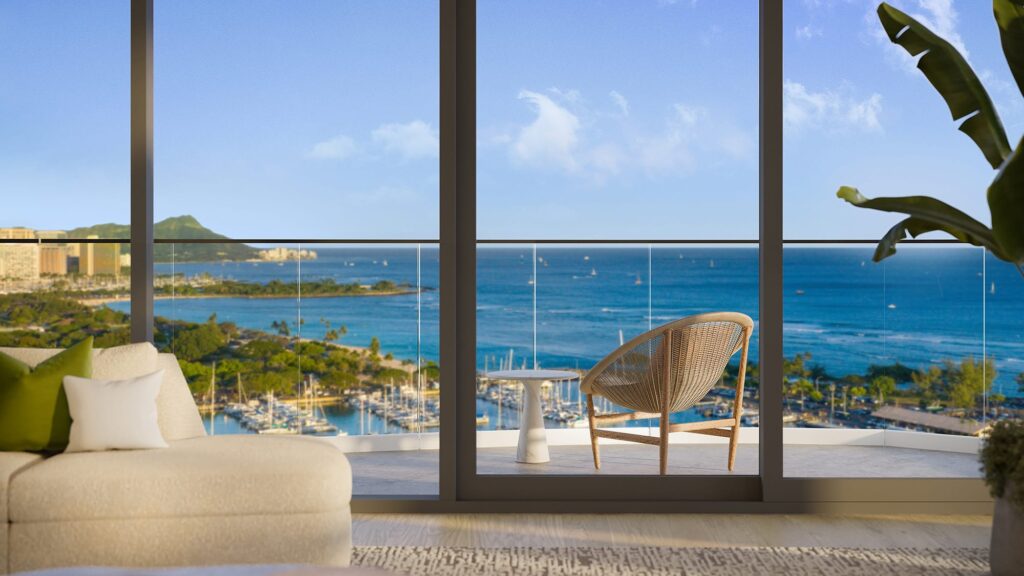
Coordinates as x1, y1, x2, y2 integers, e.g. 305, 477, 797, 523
346, 444, 982, 496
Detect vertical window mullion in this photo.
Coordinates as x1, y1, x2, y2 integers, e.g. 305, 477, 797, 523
130, 0, 154, 343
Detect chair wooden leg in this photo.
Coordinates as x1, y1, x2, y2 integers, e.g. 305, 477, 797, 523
659, 416, 669, 476
586, 394, 600, 470
727, 424, 740, 472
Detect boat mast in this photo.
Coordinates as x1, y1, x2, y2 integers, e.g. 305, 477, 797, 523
209, 361, 216, 435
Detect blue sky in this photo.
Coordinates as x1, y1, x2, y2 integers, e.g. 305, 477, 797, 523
1, 0, 1020, 240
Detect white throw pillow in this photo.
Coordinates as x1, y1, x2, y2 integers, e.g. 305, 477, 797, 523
63, 370, 169, 453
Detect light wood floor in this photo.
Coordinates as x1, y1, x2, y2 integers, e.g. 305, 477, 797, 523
352, 513, 991, 549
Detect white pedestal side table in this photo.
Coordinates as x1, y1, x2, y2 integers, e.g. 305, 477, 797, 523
485, 369, 580, 464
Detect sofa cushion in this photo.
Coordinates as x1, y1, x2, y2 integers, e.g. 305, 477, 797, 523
155, 354, 207, 441
0, 341, 157, 380
9, 435, 352, 523
1, 451, 43, 521
0, 345, 206, 441
1, 451, 44, 571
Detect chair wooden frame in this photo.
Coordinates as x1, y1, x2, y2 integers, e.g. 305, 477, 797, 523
583, 312, 754, 475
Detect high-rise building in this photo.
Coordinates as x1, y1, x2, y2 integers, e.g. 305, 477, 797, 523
0, 244, 41, 280
39, 244, 69, 276
35, 230, 68, 240
0, 227, 35, 240
79, 236, 121, 277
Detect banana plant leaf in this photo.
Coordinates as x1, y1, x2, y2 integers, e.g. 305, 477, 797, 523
994, 0, 1024, 99
878, 3, 1011, 169
988, 135, 1024, 264
836, 186, 1010, 262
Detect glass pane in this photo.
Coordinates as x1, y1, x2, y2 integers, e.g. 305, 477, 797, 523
476, 0, 759, 478
154, 0, 439, 239
1, 241, 130, 348
781, 0, 1004, 240
782, 0, 1022, 477
158, 243, 439, 496
477, 0, 758, 240
783, 246, 992, 477
476, 244, 759, 476
986, 255, 1024, 425
0, 1, 130, 234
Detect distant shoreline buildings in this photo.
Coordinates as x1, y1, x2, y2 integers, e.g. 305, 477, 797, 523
0, 228, 122, 280
256, 247, 318, 262
0, 226, 316, 281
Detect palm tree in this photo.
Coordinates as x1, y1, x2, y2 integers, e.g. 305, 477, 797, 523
870, 375, 896, 405
838, 1, 1024, 278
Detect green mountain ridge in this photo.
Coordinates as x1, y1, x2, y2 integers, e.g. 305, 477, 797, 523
68, 216, 258, 263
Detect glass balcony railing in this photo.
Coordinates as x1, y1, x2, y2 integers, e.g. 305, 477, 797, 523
782, 245, 1022, 435
2, 239, 1020, 487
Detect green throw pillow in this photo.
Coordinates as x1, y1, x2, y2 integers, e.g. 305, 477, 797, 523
0, 337, 93, 452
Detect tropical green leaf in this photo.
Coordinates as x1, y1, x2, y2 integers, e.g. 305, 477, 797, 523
988, 135, 1024, 264
836, 186, 1009, 261
872, 217, 988, 262
878, 3, 1012, 168
994, 0, 1024, 99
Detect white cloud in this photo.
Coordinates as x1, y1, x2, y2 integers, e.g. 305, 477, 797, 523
609, 91, 630, 116
913, 0, 968, 58
795, 25, 823, 39
371, 120, 439, 160
511, 90, 581, 172
784, 80, 883, 133
309, 135, 357, 160
502, 88, 754, 182
673, 104, 703, 126
635, 104, 752, 176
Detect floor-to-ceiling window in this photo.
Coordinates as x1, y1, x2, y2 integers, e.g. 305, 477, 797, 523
782, 0, 1023, 480
152, 0, 441, 497
471, 0, 761, 486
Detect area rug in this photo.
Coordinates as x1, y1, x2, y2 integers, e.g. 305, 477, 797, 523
352, 546, 990, 576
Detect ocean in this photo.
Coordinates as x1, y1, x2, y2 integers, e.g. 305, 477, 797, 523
108, 245, 1024, 435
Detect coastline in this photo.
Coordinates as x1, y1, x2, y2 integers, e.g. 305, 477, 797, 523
75, 288, 419, 307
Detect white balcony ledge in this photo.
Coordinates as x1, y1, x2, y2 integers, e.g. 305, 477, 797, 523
313, 428, 985, 496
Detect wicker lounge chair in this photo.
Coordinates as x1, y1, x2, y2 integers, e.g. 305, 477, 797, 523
581, 312, 754, 475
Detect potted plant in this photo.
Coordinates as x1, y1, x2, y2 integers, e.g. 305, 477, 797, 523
980, 421, 1024, 575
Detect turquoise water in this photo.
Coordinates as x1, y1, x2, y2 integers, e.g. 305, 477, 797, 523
110, 246, 1024, 406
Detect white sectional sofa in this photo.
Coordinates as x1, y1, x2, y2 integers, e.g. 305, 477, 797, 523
0, 346, 352, 574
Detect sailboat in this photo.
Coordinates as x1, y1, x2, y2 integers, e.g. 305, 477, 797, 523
634, 275, 643, 286
590, 267, 597, 277
991, 282, 996, 295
